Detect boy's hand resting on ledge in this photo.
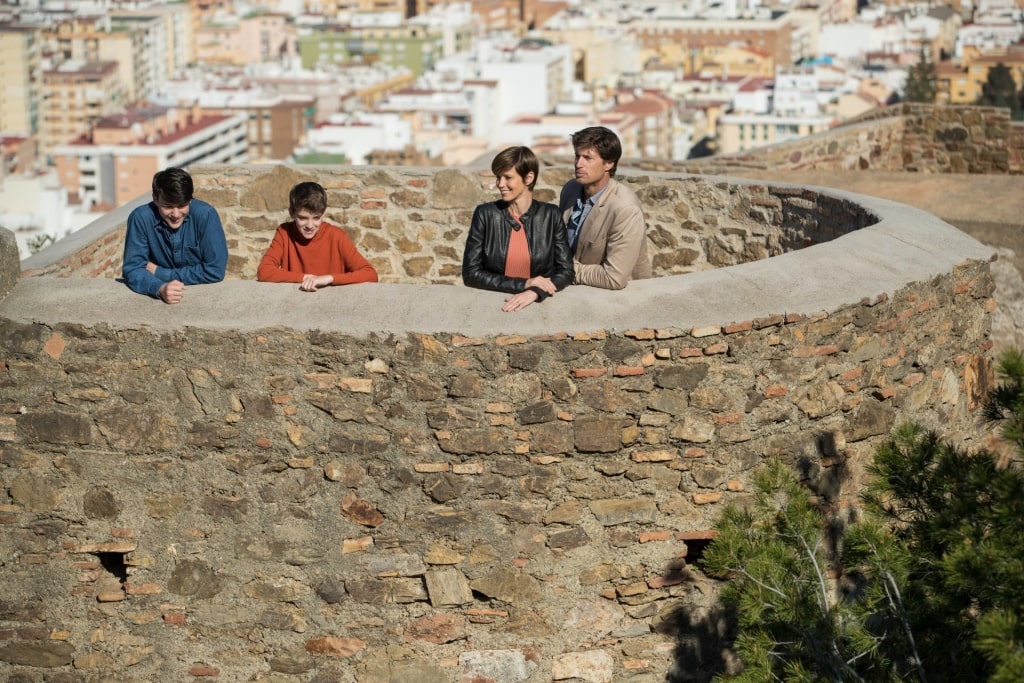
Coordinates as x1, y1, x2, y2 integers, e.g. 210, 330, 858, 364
158, 280, 185, 304
503, 289, 539, 313
300, 274, 334, 291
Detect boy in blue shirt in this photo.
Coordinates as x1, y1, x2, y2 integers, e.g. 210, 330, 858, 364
122, 167, 228, 303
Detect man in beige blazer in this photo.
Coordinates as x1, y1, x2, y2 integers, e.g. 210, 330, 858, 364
559, 126, 652, 290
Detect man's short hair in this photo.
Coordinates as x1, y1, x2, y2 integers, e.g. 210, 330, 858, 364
289, 181, 328, 215
152, 167, 194, 206
491, 146, 539, 191
570, 126, 622, 177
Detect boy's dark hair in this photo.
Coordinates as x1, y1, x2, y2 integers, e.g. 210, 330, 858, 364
151, 167, 194, 206
570, 126, 622, 177
289, 181, 328, 215
491, 146, 539, 191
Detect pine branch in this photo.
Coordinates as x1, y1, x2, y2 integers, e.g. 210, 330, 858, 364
734, 567, 789, 602
883, 569, 928, 683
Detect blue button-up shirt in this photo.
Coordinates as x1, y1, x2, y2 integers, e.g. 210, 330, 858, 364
122, 199, 228, 298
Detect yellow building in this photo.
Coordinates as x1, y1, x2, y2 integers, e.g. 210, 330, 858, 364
717, 112, 836, 155
629, 14, 797, 72
301, 0, 404, 17
44, 6, 194, 103
40, 61, 128, 161
532, 25, 641, 87
938, 45, 1024, 105
196, 12, 295, 66
936, 61, 977, 104
0, 24, 41, 137
969, 46, 1024, 92
692, 45, 775, 78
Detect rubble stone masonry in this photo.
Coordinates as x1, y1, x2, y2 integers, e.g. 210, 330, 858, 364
0, 269, 996, 681
0, 127, 1001, 680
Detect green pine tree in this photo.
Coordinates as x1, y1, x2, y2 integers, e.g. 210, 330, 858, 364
904, 45, 938, 104
976, 63, 1022, 119
701, 460, 914, 682
701, 348, 1024, 682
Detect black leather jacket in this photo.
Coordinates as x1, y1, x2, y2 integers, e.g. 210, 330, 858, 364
461, 200, 574, 300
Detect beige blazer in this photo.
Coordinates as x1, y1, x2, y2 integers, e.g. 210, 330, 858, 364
560, 178, 652, 290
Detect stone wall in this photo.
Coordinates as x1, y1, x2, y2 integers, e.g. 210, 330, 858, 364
0, 266, 996, 682
0, 161, 999, 681
639, 104, 1024, 176
0, 228, 18, 300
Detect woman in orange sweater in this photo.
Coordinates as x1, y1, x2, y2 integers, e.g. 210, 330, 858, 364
257, 181, 378, 291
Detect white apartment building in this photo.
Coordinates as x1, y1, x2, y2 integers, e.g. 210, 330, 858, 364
819, 21, 875, 60
374, 78, 512, 164
774, 67, 820, 116
718, 65, 841, 154
302, 112, 412, 164
53, 107, 247, 208
433, 38, 573, 126
0, 167, 100, 260
499, 112, 590, 154
954, 20, 1023, 58
116, 2, 196, 74
407, 1, 474, 58
732, 77, 774, 115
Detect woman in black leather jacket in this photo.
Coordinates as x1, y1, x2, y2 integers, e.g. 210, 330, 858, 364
462, 146, 574, 312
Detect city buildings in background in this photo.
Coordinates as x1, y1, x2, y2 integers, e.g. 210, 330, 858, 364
53, 103, 248, 209
1, 0, 1023, 259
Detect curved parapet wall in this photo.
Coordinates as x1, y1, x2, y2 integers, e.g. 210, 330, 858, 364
0, 168, 996, 681
23, 164, 879, 285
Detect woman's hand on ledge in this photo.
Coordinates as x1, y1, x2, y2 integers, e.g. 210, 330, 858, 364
525, 276, 556, 296
502, 288, 540, 313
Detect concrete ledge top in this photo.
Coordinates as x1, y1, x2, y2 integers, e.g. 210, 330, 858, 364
0, 180, 995, 338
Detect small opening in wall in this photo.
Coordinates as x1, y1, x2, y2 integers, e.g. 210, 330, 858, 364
96, 552, 128, 584
685, 537, 714, 565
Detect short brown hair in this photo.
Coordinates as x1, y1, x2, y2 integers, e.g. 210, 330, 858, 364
152, 167, 193, 206
570, 126, 622, 177
289, 181, 328, 215
491, 146, 539, 191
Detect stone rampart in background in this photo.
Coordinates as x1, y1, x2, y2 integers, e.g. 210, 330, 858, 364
675, 104, 1023, 175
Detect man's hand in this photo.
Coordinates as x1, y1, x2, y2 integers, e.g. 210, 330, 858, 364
146, 261, 157, 274
158, 280, 185, 304
502, 289, 540, 313
525, 276, 556, 296
300, 274, 334, 292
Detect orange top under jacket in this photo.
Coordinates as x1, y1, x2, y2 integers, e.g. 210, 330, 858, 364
504, 209, 531, 279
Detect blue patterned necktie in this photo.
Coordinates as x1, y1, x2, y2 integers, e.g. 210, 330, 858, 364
567, 197, 585, 254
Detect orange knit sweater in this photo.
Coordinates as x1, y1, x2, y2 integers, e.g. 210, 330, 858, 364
257, 222, 377, 285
